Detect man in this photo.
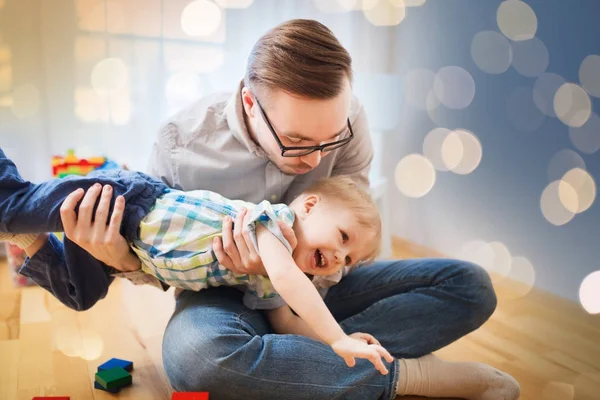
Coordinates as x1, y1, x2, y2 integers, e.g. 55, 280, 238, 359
14, 19, 519, 400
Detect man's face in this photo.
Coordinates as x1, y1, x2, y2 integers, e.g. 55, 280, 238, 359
241, 80, 352, 175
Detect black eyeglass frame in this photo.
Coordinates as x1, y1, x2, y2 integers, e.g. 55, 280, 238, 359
255, 98, 355, 157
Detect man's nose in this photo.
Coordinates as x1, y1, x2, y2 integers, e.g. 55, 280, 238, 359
300, 151, 322, 168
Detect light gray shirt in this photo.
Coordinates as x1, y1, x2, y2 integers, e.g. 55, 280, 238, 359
146, 80, 374, 293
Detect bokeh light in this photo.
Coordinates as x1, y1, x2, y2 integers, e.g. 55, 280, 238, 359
165, 45, 225, 74
314, 0, 360, 12
471, 30, 512, 74
579, 270, 600, 314
423, 127, 452, 171
569, 112, 600, 154
404, 69, 435, 109
547, 149, 586, 182
554, 83, 592, 128
487, 241, 513, 279
507, 86, 545, 131
442, 129, 482, 174
458, 240, 512, 284
504, 256, 536, 299
165, 71, 204, 112
10, 83, 40, 119
425, 90, 442, 125
79, 328, 104, 360
215, 0, 253, 8
91, 58, 128, 93
108, 91, 132, 125
497, 0, 538, 41
510, 37, 549, 77
559, 168, 596, 214
75, 87, 110, 123
533, 73, 566, 117
181, 0, 222, 37
579, 54, 600, 98
433, 66, 475, 109
363, 0, 406, 27
541, 181, 576, 226
394, 154, 436, 198
540, 382, 575, 400
54, 326, 83, 357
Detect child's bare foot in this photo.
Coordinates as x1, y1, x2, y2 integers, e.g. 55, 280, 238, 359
396, 353, 520, 400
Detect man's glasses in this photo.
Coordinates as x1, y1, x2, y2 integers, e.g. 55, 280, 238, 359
255, 98, 354, 157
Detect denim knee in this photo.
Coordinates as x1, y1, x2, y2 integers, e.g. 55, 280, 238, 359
454, 260, 498, 328
162, 314, 219, 392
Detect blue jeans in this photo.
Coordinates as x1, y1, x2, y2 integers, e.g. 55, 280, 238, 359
163, 258, 497, 400
0, 148, 168, 310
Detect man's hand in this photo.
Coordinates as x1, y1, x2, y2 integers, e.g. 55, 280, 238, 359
60, 184, 140, 271
213, 208, 297, 276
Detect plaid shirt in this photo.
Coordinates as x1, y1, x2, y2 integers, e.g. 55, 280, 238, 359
130, 189, 295, 310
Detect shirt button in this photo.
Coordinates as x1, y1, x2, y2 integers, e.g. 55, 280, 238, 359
271, 195, 277, 201
166, 261, 173, 267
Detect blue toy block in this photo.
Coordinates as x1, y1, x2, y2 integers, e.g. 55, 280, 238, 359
98, 358, 134, 372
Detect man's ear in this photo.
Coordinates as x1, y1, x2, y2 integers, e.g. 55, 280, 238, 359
241, 86, 256, 118
301, 194, 320, 218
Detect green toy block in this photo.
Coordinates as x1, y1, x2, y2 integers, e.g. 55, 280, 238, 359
95, 366, 132, 390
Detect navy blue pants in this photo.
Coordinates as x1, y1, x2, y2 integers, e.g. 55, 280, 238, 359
0, 148, 168, 310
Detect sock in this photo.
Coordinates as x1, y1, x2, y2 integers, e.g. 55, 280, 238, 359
396, 354, 520, 400
0, 233, 40, 250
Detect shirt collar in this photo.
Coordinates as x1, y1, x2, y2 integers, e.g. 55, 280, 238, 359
225, 80, 266, 157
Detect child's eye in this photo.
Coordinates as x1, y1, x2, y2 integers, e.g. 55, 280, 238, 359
345, 255, 352, 266
340, 230, 348, 243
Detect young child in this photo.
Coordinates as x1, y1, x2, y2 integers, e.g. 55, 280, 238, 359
0, 149, 393, 374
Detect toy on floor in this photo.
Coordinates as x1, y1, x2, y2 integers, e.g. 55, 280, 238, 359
94, 357, 134, 393
98, 357, 134, 372
95, 367, 132, 393
32, 397, 70, 399
172, 393, 210, 400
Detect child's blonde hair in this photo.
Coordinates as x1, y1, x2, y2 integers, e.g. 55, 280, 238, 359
303, 176, 382, 264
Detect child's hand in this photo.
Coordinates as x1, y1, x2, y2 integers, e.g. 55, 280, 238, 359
348, 332, 382, 346
330, 335, 395, 375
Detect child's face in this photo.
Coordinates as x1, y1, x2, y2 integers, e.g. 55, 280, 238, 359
290, 195, 377, 276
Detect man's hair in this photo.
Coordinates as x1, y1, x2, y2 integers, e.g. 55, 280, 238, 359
244, 19, 353, 102
303, 176, 382, 264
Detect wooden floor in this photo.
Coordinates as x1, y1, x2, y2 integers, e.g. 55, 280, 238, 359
0, 237, 599, 400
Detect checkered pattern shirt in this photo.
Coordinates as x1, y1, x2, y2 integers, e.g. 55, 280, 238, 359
130, 189, 295, 310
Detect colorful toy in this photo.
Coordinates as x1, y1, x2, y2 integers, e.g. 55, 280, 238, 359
95, 367, 132, 392
172, 393, 210, 400
98, 357, 134, 372
51, 149, 119, 178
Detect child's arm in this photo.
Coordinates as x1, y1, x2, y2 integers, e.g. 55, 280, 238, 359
256, 225, 394, 374
266, 305, 322, 342
256, 224, 347, 345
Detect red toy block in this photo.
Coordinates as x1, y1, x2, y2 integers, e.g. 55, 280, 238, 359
171, 392, 209, 400
32, 397, 70, 400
